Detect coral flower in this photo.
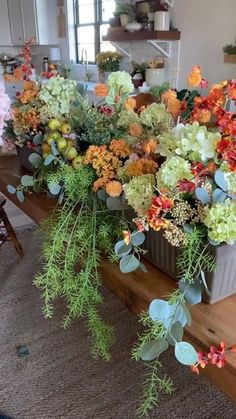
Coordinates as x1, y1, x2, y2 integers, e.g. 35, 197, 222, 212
143, 138, 158, 155
94, 83, 108, 97
199, 78, 209, 89
227, 80, 236, 101
125, 96, 136, 110
128, 122, 143, 138
187, 66, 202, 87
105, 180, 123, 197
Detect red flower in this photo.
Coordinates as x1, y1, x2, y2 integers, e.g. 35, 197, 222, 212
216, 138, 236, 172
178, 179, 196, 194
208, 341, 227, 368
227, 80, 236, 101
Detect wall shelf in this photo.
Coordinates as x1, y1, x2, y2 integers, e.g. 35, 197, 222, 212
102, 30, 181, 43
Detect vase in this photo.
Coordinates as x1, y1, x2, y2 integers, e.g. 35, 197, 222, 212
119, 14, 129, 27
145, 68, 165, 87
143, 229, 236, 304
16, 145, 39, 173
154, 11, 170, 31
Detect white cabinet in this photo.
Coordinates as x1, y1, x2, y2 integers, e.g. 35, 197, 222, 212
7, 0, 58, 45
0, 0, 13, 45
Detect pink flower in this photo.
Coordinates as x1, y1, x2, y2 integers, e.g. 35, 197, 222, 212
200, 78, 209, 89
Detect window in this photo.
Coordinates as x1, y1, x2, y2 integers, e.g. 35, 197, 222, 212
74, 0, 116, 63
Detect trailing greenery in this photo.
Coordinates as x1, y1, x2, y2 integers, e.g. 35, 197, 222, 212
177, 227, 216, 283
33, 162, 127, 360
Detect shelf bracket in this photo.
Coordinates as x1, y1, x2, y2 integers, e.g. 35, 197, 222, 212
111, 42, 131, 59
164, 0, 174, 7
147, 40, 171, 58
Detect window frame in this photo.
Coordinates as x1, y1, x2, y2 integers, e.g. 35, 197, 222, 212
74, 0, 113, 64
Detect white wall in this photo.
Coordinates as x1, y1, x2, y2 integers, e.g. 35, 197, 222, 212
172, 0, 236, 88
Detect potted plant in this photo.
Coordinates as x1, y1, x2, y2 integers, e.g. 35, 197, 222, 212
96, 51, 123, 82
145, 56, 165, 86
114, 2, 134, 27
223, 39, 236, 63
131, 61, 148, 87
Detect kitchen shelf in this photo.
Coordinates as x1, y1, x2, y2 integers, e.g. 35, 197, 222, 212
102, 30, 181, 42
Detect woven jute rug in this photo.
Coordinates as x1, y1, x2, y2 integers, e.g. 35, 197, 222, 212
0, 231, 236, 419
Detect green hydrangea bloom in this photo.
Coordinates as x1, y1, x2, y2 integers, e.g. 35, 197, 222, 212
107, 71, 133, 95
204, 199, 236, 244
124, 174, 155, 215
156, 156, 192, 190
39, 76, 78, 120
220, 162, 236, 195
117, 109, 139, 129
139, 103, 172, 132
160, 121, 221, 162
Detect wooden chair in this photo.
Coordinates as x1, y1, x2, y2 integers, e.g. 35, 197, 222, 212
0, 195, 24, 257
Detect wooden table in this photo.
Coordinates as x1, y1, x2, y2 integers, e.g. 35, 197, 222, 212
1, 155, 236, 401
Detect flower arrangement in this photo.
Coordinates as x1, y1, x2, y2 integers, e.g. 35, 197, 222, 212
96, 51, 123, 73
1, 67, 236, 417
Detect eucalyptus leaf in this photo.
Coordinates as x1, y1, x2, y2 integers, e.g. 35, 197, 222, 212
7, 185, 16, 194
105, 95, 114, 105
140, 338, 169, 362
16, 190, 25, 202
33, 133, 43, 145
131, 232, 145, 246
107, 197, 130, 211
21, 175, 35, 187
208, 237, 220, 246
44, 154, 55, 166
180, 302, 192, 326
149, 299, 170, 323
119, 254, 140, 273
114, 240, 132, 258
175, 341, 198, 365
97, 189, 109, 201
51, 141, 59, 156
214, 170, 228, 192
195, 187, 210, 204
58, 190, 64, 205
178, 278, 202, 305
48, 182, 61, 196
212, 188, 226, 203
166, 321, 184, 345
28, 152, 42, 168
139, 262, 148, 273
183, 224, 193, 234
20, 134, 31, 141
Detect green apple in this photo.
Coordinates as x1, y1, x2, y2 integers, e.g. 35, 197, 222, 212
63, 146, 78, 160
48, 118, 61, 131
57, 137, 67, 151
60, 122, 72, 135
51, 131, 61, 141
72, 155, 83, 169
46, 135, 55, 146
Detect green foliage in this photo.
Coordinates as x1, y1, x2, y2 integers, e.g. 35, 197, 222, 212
223, 41, 236, 54
34, 163, 127, 360
177, 227, 216, 283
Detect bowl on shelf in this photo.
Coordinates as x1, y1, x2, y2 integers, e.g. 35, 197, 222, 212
125, 22, 142, 32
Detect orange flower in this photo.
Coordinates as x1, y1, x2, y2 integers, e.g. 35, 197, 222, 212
94, 83, 108, 97
143, 138, 158, 154
93, 177, 108, 191
13, 67, 24, 80
109, 139, 131, 158
125, 158, 158, 178
124, 96, 136, 110
123, 230, 131, 245
128, 122, 143, 137
191, 108, 211, 124
187, 66, 202, 87
105, 180, 123, 197
162, 89, 181, 118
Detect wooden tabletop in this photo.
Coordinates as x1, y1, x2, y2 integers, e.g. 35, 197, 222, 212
1, 155, 236, 400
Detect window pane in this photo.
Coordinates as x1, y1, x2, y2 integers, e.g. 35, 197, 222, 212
102, 0, 115, 22
100, 24, 116, 53
78, 0, 95, 24
77, 26, 95, 62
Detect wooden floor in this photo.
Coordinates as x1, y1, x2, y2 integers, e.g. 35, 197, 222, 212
1, 155, 236, 401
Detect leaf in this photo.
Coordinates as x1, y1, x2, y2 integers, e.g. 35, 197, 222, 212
20, 134, 31, 141
175, 342, 198, 365
131, 232, 145, 246
28, 152, 42, 168
114, 240, 132, 258
149, 299, 170, 323
183, 223, 193, 234
166, 322, 183, 345
140, 338, 169, 362
16, 190, 24, 202
21, 175, 35, 187
178, 278, 202, 305
119, 254, 140, 273
97, 189, 109, 201
51, 141, 59, 156
107, 197, 130, 210
48, 182, 61, 196
7, 185, 16, 194
139, 262, 148, 273
208, 237, 220, 246
180, 302, 192, 326
212, 188, 226, 203
200, 270, 211, 295
44, 154, 55, 166
195, 187, 210, 204
105, 95, 114, 105
33, 133, 43, 145
214, 170, 228, 192
58, 190, 64, 205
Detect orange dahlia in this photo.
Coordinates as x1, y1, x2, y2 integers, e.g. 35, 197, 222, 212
105, 180, 123, 197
